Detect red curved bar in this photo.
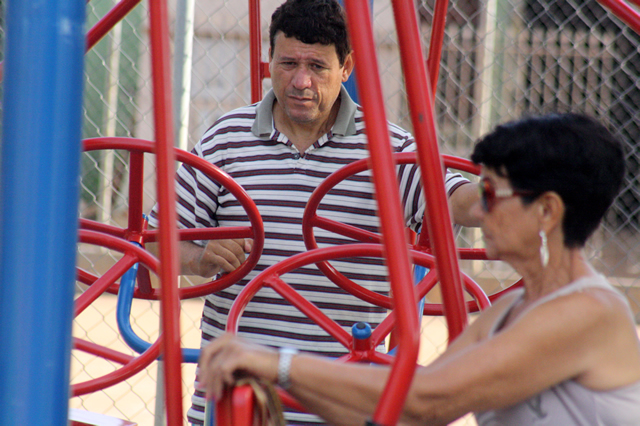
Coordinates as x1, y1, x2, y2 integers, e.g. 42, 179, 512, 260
302, 153, 497, 309
225, 242, 490, 420
78, 219, 127, 239
72, 230, 162, 396
72, 337, 162, 396
227, 244, 428, 346
81, 137, 265, 299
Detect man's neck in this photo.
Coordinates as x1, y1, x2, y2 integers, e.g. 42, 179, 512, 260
272, 100, 340, 153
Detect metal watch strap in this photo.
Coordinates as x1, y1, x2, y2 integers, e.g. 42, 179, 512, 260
277, 347, 299, 390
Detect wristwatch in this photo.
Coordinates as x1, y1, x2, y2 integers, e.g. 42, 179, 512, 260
277, 347, 299, 390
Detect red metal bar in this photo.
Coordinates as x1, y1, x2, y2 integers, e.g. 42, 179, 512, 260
226, 242, 478, 423
267, 276, 353, 347
126, 151, 145, 239
425, 0, 449, 101
391, 0, 468, 342
86, 0, 142, 52
81, 140, 266, 295
73, 230, 163, 396
342, 1, 420, 423
262, 62, 271, 79
216, 385, 255, 426
73, 337, 134, 365
302, 153, 481, 300
249, 0, 263, 102
72, 336, 162, 396
78, 218, 127, 238
597, 0, 640, 34
147, 0, 183, 423
74, 254, 138, 316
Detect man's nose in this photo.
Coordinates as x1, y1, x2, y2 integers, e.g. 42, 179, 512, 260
292, 67, 312, 90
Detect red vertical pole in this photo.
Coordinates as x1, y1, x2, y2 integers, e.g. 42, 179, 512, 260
391, 0, 468, 341
249, 0, 263, 103
342, 0, 420, 424
147, 0, 184, 424
425, 0, 449, 102
418, 0, 449, 251
127, 151, 145, 237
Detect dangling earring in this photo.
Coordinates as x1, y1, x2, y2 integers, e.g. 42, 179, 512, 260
539, 230, 549, 268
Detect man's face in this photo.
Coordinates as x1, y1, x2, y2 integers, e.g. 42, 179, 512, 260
269, 32, 353, 127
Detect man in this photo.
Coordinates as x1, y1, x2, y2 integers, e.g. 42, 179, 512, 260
148, 0, 479, 423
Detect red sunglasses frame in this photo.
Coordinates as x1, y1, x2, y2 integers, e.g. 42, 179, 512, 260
479, 177, 537, 212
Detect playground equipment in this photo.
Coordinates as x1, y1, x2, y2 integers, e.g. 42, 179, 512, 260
74, 0, 488, 423
1, 0, 639, 424
73, 137, 265, 396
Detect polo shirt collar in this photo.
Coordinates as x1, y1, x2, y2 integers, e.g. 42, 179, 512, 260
251, 85, 357, 138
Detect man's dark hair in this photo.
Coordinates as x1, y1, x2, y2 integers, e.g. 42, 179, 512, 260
269, 0, 351, 66
471, 113, 626, 248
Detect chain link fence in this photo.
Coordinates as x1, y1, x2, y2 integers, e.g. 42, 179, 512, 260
70, 0, 640, 424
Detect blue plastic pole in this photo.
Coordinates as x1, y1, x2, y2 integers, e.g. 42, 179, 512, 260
0, 0, 85, 425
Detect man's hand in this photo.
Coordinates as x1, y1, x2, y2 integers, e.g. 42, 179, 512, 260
187, 238, 253, 278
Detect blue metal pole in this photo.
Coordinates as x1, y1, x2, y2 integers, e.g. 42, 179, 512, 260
0, 0, 85, 425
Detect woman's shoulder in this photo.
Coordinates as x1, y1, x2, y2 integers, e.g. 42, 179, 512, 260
452, 289, 524, 345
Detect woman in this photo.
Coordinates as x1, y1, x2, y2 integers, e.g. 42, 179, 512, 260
198, 113, 640, 425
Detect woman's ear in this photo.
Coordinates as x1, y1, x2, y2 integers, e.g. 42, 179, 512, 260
538, 192, 564, 230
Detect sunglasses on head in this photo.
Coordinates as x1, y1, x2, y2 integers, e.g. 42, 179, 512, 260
479, 177, 537, 212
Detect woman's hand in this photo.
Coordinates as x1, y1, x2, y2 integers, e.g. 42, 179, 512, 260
198, 333, 279, 400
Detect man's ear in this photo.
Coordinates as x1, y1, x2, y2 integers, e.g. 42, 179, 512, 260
342, 52, 355, 82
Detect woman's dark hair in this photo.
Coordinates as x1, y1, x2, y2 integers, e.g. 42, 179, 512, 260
269, 0, 351, 66
471, 113, 626, 248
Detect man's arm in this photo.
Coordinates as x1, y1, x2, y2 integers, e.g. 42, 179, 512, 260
146, 230, 252, 277
448, 182, 481, 227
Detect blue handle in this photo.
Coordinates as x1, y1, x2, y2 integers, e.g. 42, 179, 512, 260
116, 243, 201, 363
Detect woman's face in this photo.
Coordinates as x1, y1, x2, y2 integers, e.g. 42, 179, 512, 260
473, 168, 541, 263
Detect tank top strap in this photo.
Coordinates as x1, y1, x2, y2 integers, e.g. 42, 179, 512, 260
488, 274, 619, 336
523, 274, 617, 315
488, 288, 525, 336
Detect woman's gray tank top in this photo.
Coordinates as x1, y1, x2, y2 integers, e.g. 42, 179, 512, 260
475, 274, 640, 425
